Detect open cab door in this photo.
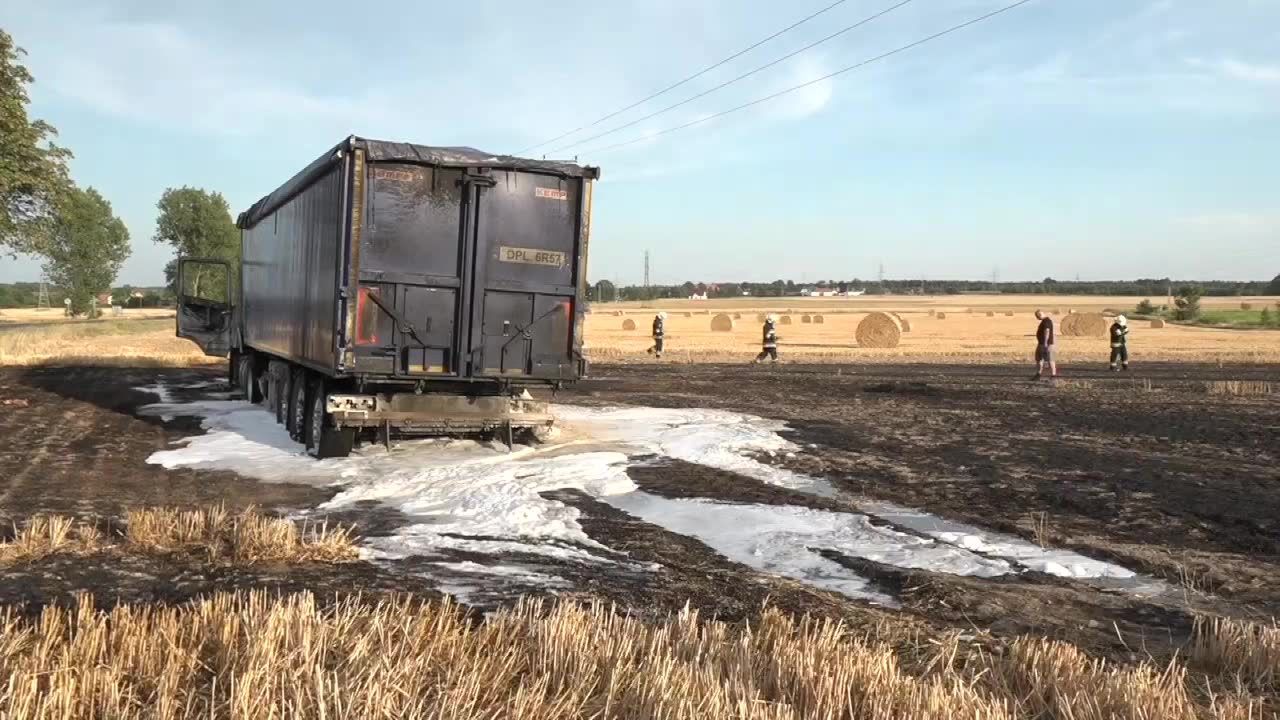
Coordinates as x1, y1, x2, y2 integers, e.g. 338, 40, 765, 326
176, 257, 233, 357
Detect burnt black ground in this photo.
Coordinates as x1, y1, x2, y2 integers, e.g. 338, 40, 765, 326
0, 362, 1276, 660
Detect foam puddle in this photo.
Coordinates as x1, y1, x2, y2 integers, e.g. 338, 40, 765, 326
607, 493, 1011, 605
858, 501, 1137, 581
139, 391, 1147, 604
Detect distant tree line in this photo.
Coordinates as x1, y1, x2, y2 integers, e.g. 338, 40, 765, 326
595, 277, 1279, 302
0, 282, 171, 309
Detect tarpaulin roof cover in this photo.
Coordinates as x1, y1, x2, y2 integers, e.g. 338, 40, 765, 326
238, 136, 600, 228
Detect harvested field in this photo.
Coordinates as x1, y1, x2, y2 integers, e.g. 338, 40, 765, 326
0, 307, 174, 325
0, 589, 1273, 719
584, 296, 1280, 363
0, 318, 216, 367
3, 309, 1280, 715
0, 506, 356, 566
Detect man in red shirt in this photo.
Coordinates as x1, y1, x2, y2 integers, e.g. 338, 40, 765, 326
1033, 310, 1057, 380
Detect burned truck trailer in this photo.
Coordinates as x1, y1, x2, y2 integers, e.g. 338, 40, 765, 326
176, 136, 599, 457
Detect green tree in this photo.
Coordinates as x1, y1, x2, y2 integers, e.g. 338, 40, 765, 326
1173, 285, 1203, 321
1135, 298, 1156, 316
0, 30, 72, 254
1268, 274, 1280, 295
42, 187, 130, 316
593, 279, 616, 302
152, 187, 239, 300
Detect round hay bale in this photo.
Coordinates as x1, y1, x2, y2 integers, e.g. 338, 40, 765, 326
927, 309, 937, 317
621, 318, 637, 331
1241, 302, 1253, 310
1060, 312, 1107, 337
813, 314, 825, 324
1068, 309, 1076, 315
1150, 318, 1166, 328
710, 313, 735, 332
888, 312, 912, 333
733, 313, 741, 319
935, 312, 947, 320
780, 315, 793, 325
856, 312, 904, 348
682, 312, 692, 318
614, 310, 624, 316
801, 314, 812, 324
1005, 311, 1015, 317
985, 311, 995, 317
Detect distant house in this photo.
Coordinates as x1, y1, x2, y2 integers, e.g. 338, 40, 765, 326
95, 292, 113, 306
688, 293, 708, 301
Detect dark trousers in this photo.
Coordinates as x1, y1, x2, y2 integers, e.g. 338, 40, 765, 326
755, 347, 778, 362
1110, 346, 1128, 368
648, 337, 665, 355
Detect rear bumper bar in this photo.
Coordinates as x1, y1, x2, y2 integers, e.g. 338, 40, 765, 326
327, 393, 553, 432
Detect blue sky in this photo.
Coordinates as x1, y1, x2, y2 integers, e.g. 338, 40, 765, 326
2, 0, 1277, 286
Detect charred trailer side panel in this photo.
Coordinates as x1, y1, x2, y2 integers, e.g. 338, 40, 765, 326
176, 136, 598, 457
240, 158, 346, 374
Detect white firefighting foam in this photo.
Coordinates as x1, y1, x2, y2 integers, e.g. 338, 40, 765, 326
139, 393, 1146, 603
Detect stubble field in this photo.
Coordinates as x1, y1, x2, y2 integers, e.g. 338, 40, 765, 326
0, 297, 1277, 717
585, 294, 1280, 364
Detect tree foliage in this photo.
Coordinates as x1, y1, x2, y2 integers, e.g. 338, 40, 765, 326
42, 187, 130, 316
1268, 274, 1280, 295
0, 29, 72, 254
593, 279, 616, 302
153, 187, 239, 301
1173, 285, 1203, 321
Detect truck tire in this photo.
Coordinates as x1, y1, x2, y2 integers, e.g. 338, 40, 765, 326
273, 367, 289, 424
287, 368, 308, 442
307, 377, 354, 458
237, 354, 259, 403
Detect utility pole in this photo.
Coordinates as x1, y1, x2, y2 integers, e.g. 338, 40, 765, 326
643, 250, 650, 290
878, 262, 885, 285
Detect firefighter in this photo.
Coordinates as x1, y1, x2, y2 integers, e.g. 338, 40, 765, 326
754, 314, 779, 363
1109, 314, 1129, 371
646, 312, 667, 359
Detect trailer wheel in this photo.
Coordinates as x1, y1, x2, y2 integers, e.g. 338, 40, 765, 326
273, 366, 289, 424
287, 369, 308, 442
307, 378, 353, 459
237, 355, 259, 403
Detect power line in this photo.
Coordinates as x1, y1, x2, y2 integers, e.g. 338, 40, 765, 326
579, 0, 1039, 157
516, 0, 854, 155
547, 0, 916, 156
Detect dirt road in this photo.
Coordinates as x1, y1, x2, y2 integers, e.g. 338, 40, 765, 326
0, 362, 1276, 660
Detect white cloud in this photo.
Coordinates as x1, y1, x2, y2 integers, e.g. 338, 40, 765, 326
33, 18, 391, 137
1217, 59, 1280, 83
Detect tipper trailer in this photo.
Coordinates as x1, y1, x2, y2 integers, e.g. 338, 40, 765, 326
176, 136, 599, 457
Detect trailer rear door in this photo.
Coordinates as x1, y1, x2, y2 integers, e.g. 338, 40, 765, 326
468, 172, 579, 379
356, 165, 465, 376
